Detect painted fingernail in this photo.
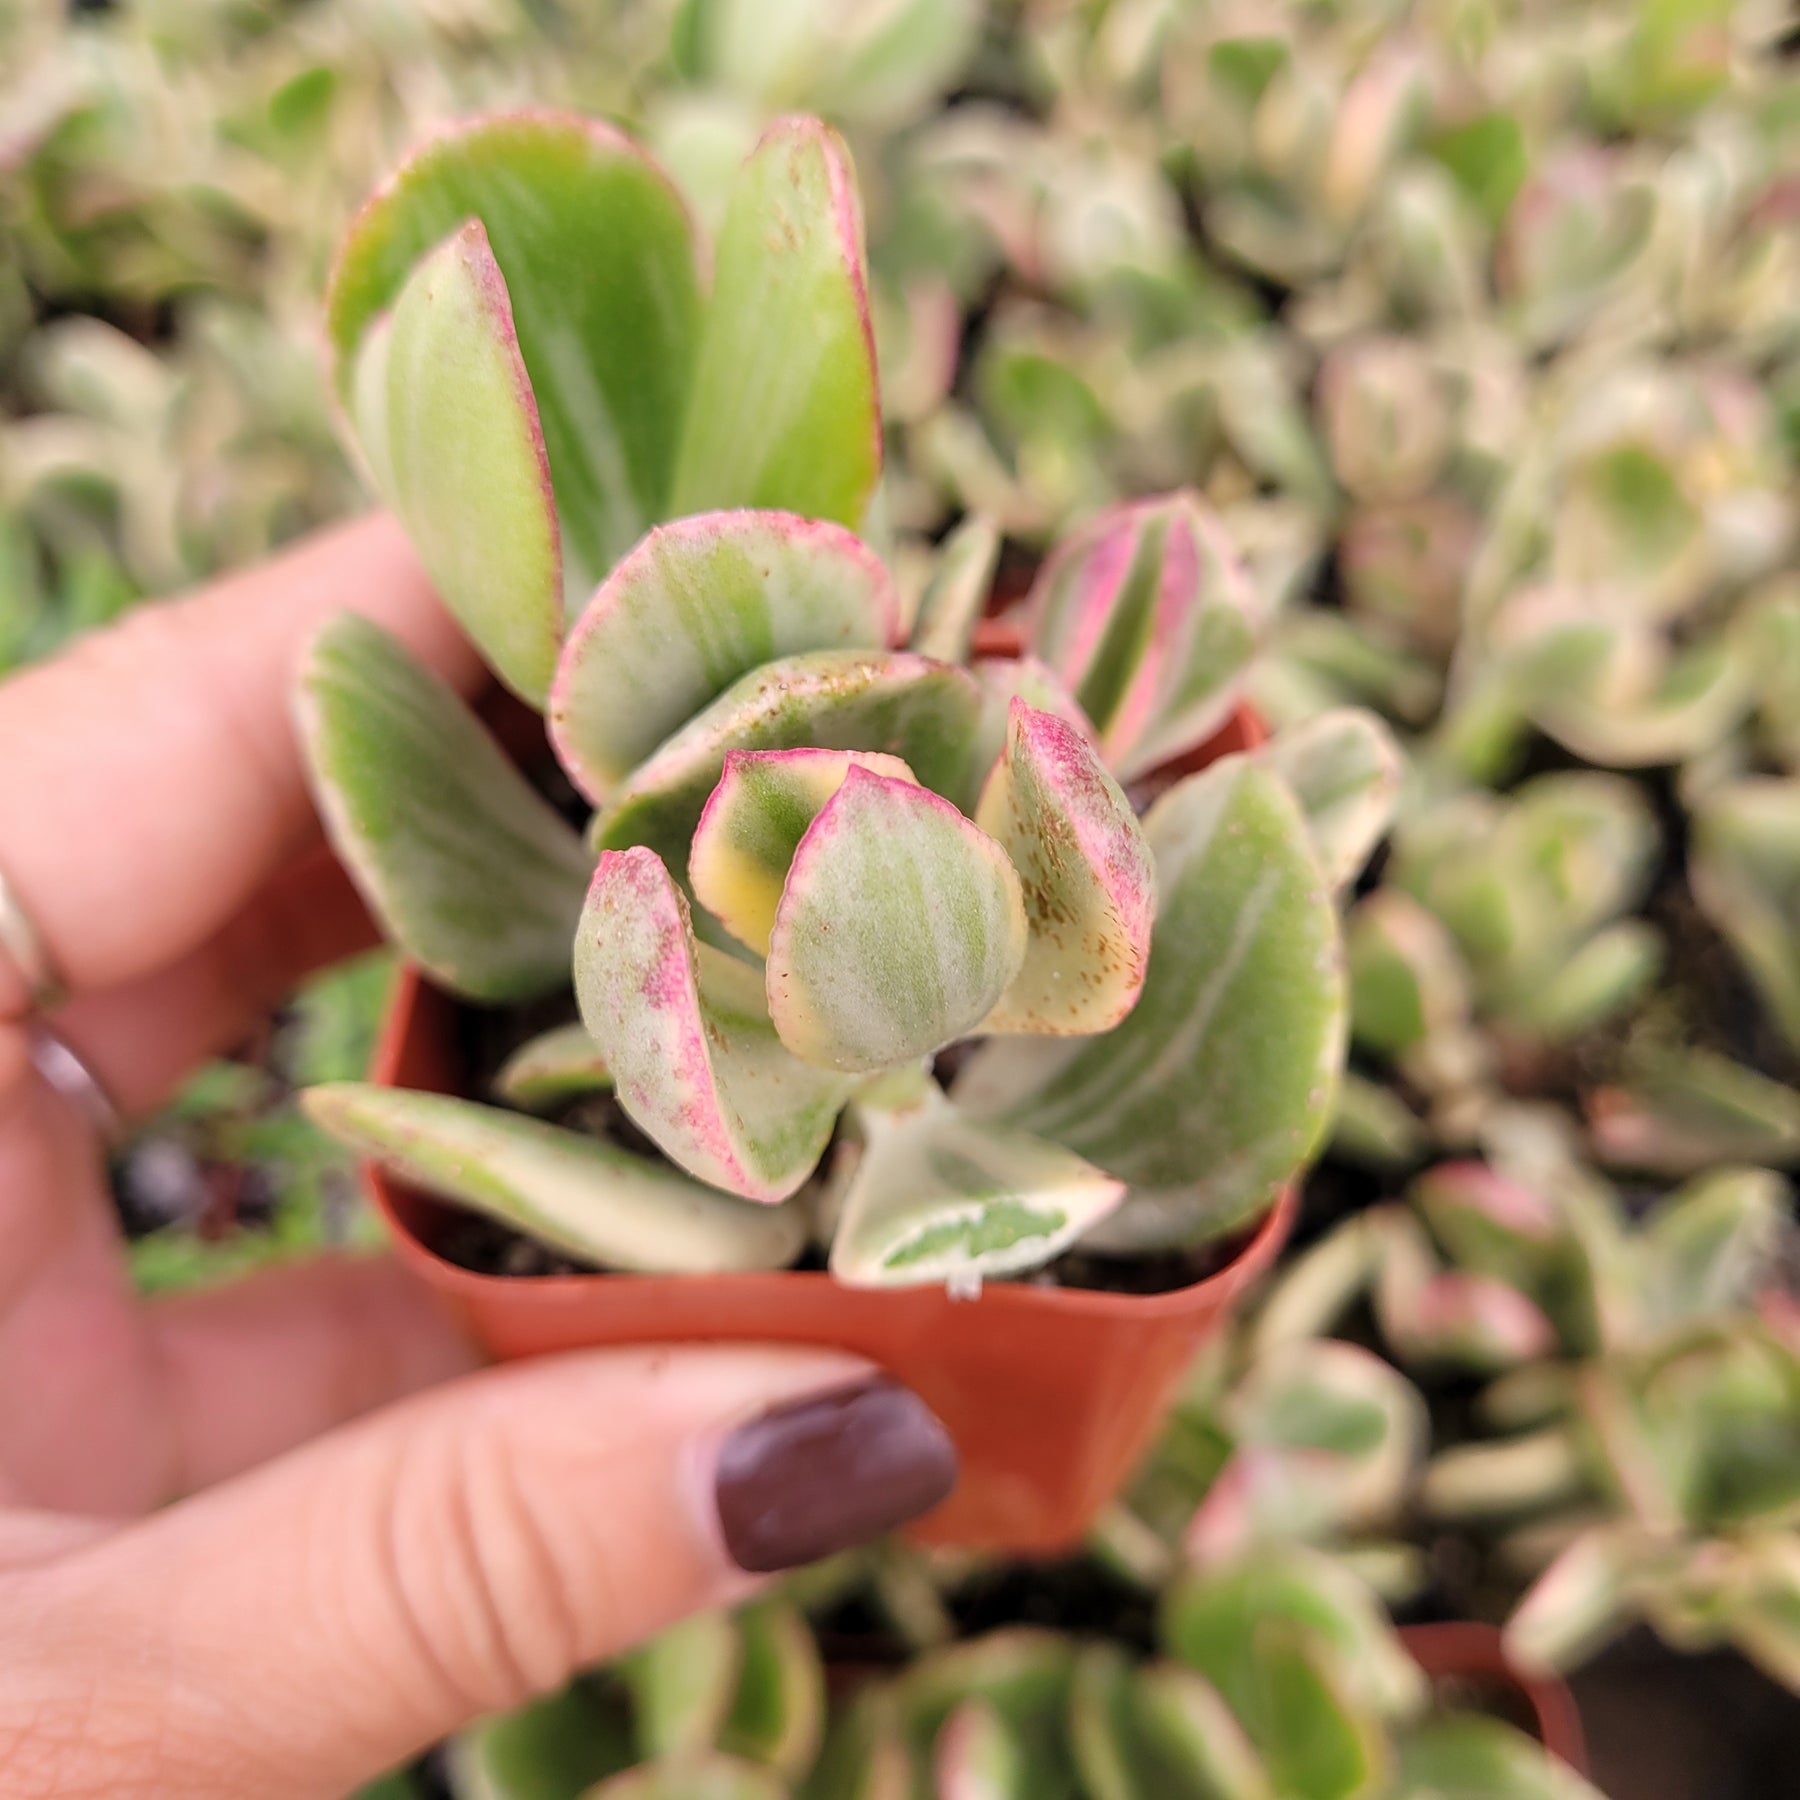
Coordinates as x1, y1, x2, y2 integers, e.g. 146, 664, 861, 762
714, 1377, 959, 1572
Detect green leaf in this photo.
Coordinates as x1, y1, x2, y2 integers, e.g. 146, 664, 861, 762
829, 1086, 1122, 1287
550, 512, 897, 802
1134, 1663, 1276, 1800
974, 701, 1155, 1036
955, 654, 1096, 816
295, 614, 590, 1003
626, 1612, 742, 1762
328, 112, 701, 598
672, 116, 880, 527
585, 1757, 788, 1800
444, 1681, 633, 1800
1245, 1625, 1386, 1800
348, 220, 562, 705
691, 749, 919, 957
910, 512, 1000, 664
594, 650, 981, 885
719, 1602, 825, 1780
492, 1023, 612, 1111
1025, 493, 1263, 781
1256, 709, 1402, 892
956, 759, 1343, 1245
302, 1085, 807, 1273
934, 1699, 1030, 1800
767, 768, 1025, 1073
575, 848, 854, 1200
1395, 1715, 1604, 1800
1429, 112, 1528, 228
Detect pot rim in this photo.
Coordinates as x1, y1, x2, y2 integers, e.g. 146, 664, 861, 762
1398, 1620, 1589, 1776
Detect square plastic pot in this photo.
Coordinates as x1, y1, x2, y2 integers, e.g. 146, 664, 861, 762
362, 705, 1295, 1555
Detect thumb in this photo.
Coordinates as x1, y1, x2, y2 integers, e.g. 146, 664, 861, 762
4, 1345, 956, 1800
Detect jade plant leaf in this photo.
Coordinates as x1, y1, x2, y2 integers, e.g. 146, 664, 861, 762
493, 1023, 612, 1111
955, 758, 1343, 1247
910, 512, 1000, 664
671, 116, 880, 527
1238, 1625, 1386, 1800
934, 1699, 1030, 1800
443, 1680, 633, 1800
1256, 709, 1403, 891
1394, 1716, 1604, 1800
690, 748, 919, 957
302, 1085, 807, 1273
957, 654, 1096, 815
575, 847, 855, 1200
975, 700, 1155, 1036
550, 512, 898, 803
348, 220, 561, 705
767, 768, 1026, 1073
828, 1087, 1123, 1288
585, 1757, 787, 1800
1133, 1662, 1275, 1800
1024, 493, 1265, 782
717, 1602, 825, 1781
327, 112, 701, 601
295, 614, 590, 1003
594, 650, 982, 875
625, 1612, 742, 1762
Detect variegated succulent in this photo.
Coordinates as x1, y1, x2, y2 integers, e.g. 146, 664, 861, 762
296, 113, 1389, 1292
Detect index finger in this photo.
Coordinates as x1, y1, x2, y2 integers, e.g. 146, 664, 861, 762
0, 513, 482, 1017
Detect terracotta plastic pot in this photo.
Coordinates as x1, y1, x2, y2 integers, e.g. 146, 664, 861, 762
363, 704, 1292, 1555
1400, 1622, 1589, 1777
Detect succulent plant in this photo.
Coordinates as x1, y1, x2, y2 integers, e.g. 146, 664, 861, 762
294, 113, 1387, 1291
813, 1546, 1602, 1800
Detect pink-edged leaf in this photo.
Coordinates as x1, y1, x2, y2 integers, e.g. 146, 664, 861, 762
328, 111, 701, 598
573, 847, 854, 1200
593, 649, 982, 876
1025, 492, 1265, 780
690, 748, 919, 956
549, 510, 899, 803
975, 700, 1154, 1035
910, 512, 1000, 663
767, 768, 1026, 1073
956, 653, 1095, 813
672, 116, 881, 528
348, 220, 561, 704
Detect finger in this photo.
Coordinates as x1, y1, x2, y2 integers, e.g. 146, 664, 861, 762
146, 1254, 479, 1496
51, 840, 378, 1121
14, 1349, 958, 1800
0, 512, 482, 1019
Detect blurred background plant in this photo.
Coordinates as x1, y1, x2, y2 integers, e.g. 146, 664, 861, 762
5, 0, 1800, 1793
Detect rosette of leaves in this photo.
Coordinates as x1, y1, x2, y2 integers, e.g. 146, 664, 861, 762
812, 1548, 1601, 1800
292, 113, 1371, 1292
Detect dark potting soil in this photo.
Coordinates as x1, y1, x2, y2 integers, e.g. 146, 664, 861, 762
426, 993, 1255, 1295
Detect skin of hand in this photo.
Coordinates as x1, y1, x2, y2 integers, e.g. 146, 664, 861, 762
0, 516, 956, 1799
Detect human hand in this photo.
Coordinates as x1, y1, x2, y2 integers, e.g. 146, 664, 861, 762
0, 516, 956, 1798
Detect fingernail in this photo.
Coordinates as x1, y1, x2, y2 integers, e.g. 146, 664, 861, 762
714, 1377, 958, 1572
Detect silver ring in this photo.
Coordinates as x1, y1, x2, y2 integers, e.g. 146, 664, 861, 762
0, 867, 65, 1012
30, 1027, 123, 1150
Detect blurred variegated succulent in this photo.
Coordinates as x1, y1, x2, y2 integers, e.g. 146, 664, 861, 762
293, 116, 1385, 1292
817, 1547, 1601, 1800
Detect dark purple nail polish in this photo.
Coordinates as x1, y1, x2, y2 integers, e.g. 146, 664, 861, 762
714, 1378, 959, 1572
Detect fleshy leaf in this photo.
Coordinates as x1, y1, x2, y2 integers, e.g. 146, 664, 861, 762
828, 1087, 1123, 1287
574, 847, 854, 1200
492, 1023, 612, 1111
1133, 1663, 1275, 1800
594, 650, 982, 879
626, 1612, 741, 1762
911, 513, 1000, 663
672, 116, 880, 526
767, 769, 1026, 1073
443, 1680, 633, 1800
585, 1757, 787, 1800
1395, 1716, 1605, 1800
328, 112, 701, 599
1024, 492, 1265, 781
301, 1085, 806, 1272
935, 1700, 1029, 1800
718, 1602, 825, 1781
348, 221, 561, 705
956, 758, 1344, 1246
1256, 708, 1403, 891
955, 654, 1096, 815
974, 701, 1155, 1036
690, 749, 919, 957
550, 512, 898, 802
295, 614, 590, 1003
